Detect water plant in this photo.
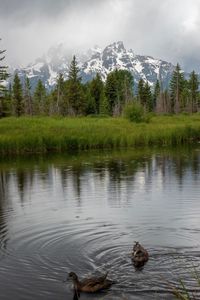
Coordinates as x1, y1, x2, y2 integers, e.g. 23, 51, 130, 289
165, 269, 200, 300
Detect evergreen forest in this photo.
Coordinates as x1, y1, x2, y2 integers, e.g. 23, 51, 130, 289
1, 42, 200, 119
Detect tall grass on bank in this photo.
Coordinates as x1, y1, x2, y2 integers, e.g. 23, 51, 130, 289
0, 115, 200, 154
165, 269, 200, 300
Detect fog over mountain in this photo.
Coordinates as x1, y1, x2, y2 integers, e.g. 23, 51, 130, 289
14, 41, 175, 91
1, 0, 200, 72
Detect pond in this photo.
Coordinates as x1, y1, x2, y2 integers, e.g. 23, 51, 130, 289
0, 147, 200, 299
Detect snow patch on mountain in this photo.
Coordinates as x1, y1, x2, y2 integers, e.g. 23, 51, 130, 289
133, 60, 143, 73
12, 41, 175, 90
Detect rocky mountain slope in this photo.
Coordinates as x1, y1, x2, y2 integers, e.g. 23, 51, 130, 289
15, 41, 175, 90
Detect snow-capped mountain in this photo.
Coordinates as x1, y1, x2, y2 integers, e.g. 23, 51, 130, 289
81, 41, 174, 86
15, 41, 175, 91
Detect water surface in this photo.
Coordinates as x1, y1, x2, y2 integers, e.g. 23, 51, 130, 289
0, 147, 200, 299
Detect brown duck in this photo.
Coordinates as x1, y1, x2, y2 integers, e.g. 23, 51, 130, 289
132, 242, 149, 268
68, 271, 113, 298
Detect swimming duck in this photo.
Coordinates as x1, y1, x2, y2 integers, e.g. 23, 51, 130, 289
68, 271, 113, 298
132, 242, 149, 268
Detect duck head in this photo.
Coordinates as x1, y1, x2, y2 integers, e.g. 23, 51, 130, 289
68, 272, 78, 283
133, 241, 140, 252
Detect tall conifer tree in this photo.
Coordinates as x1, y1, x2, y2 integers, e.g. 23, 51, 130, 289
33, 79, 47, 115
0, 39, 9, 117
144, 82, 153, 112
170, 63, 185, 113
105, 72, 118, 115
137, 79, 145, 105
89, 73, 104, 114
24, 76, 33, 115
13, 73, 24, 117
153, 80, 160, 111
105, 69, 133, 115
2, 83, 12, 116
188, 70, 199, 113
67, 56, 85, 115
56, 73, 66, 115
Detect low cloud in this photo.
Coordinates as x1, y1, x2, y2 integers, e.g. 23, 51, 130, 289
1, 0, 200, 72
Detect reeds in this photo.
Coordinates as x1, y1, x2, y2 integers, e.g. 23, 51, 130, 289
164, 269, 200, 300
170, 278, 200, 300
0, 115, 200, 154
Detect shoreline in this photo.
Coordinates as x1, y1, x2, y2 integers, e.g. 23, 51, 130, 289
0, 115, 200, 155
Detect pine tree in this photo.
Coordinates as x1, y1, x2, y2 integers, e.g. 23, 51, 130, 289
13, 73, 24, 117
137, 79, 145, 106
67, 56, 85, 115
0, 39, 9, 117
137, 79, 152, 111
105, 72, 119, 115
55, 73, 66, 115
117, 70, 134, 104
89, 73, 104, 114
24, 77, 33, 115
188, 70, 199, 113
181, 80, 190, 112
33, 79, 47, 115
84, 82, 95, 115
1, 83, 12, 116
153, 80, 160, 111
105, 69, 133, 116
144, 82, 153, 112
170, 63, 185, 113
86, 93, 96, 115
3, 83, 12, 116
99, 91, 109, 115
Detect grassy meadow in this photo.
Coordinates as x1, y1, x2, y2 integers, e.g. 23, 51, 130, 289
0, 114, 200, 154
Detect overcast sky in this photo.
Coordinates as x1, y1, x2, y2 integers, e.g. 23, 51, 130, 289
1, 0, 200, 71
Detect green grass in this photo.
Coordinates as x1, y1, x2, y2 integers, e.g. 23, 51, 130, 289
0, 114, 200, 154
166, 269, 200, 299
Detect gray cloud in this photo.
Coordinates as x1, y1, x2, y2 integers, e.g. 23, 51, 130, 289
1, 0, 200, 72
0, 0, 106, 23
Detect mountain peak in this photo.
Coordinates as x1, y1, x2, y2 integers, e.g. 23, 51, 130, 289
115, 40, 125, 48
14, 41, 175, 90
105, 41, 125, 53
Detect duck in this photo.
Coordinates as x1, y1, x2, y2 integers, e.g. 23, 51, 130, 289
132, 241, 149, 268
68, 271, 113, 298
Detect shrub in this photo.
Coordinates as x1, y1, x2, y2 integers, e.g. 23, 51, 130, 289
124, 102, 150, 123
